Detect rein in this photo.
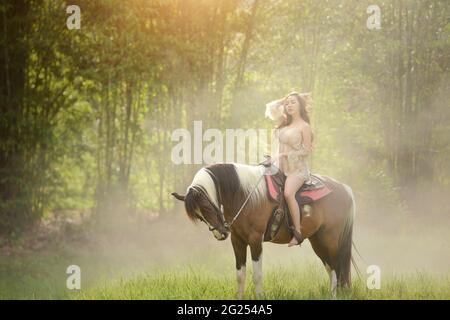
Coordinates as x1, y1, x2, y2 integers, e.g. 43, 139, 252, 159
225, 174, 264, 230
205, 167, 265, 232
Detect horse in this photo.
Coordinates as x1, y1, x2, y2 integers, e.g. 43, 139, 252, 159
171, 162, 355, 298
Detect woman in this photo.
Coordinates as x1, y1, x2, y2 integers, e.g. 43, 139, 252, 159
265, 92, 313, 247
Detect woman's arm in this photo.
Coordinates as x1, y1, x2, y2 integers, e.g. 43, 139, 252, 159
265, 99, 286, 125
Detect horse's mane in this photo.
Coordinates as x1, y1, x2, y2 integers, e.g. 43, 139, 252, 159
231, 163, 268, 211
184, 187, 202, 222
185, 163, 268, 219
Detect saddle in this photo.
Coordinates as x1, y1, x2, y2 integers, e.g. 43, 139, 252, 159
260, 157, 332, 242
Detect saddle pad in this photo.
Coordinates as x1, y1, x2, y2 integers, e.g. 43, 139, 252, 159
297, 186, 332, 204
265, 174, 279, 201
265, 174, 332, 203
263, 174, 332, 242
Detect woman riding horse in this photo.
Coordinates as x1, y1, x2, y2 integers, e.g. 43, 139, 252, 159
266, 92, 313, 247
172, 92, 355, 298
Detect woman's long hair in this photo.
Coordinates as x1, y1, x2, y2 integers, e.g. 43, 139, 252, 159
276, 92, 312, 129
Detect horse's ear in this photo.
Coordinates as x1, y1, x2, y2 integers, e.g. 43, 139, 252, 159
171, 192, 185, 202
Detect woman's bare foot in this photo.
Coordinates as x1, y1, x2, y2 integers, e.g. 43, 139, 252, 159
288, 237, 299, 247
288, 229, 303, 247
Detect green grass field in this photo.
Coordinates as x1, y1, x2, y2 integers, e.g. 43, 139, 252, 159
1, 250, 449, 300
74, 265, 450, 300
1, 216, 449, 300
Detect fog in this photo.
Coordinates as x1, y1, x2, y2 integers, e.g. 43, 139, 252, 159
65, 200, 449, 286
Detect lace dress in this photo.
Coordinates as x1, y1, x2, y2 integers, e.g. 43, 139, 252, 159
274, 126, 311, 181
266, 99, 311, 181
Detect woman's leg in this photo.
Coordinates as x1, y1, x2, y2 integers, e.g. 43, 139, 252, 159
284, 174, 305, 246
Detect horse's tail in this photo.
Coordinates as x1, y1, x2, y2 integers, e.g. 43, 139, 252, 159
351, 241, 363, 280
338, 184, 355, 286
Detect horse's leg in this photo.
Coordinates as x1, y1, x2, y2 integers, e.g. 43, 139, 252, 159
231, 234, 248, 299
318, 212, 353, 290
326, 240, 340, 298
325, 263, 338, 299
249, 235, 263, 298
309, 233, 339, 299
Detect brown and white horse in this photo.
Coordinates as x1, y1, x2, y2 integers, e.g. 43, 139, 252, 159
172, 163, 355, 298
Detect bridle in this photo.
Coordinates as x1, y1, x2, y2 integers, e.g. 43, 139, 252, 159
188, 185, 227, 233
190, 167, 265, 233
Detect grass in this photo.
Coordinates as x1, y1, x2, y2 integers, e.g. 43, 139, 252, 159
1, 215, 449, 300
2, 249, 450, 300
72, 264, 450, 300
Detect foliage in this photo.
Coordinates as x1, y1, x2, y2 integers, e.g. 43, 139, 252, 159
0, 0, 449, 235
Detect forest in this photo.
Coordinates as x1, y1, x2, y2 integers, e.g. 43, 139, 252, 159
0, 0, 449, 299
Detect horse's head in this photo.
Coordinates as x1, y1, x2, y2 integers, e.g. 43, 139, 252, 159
171, 168, 229, 241
172, 189, 229, 241
172, 163, 268, 241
